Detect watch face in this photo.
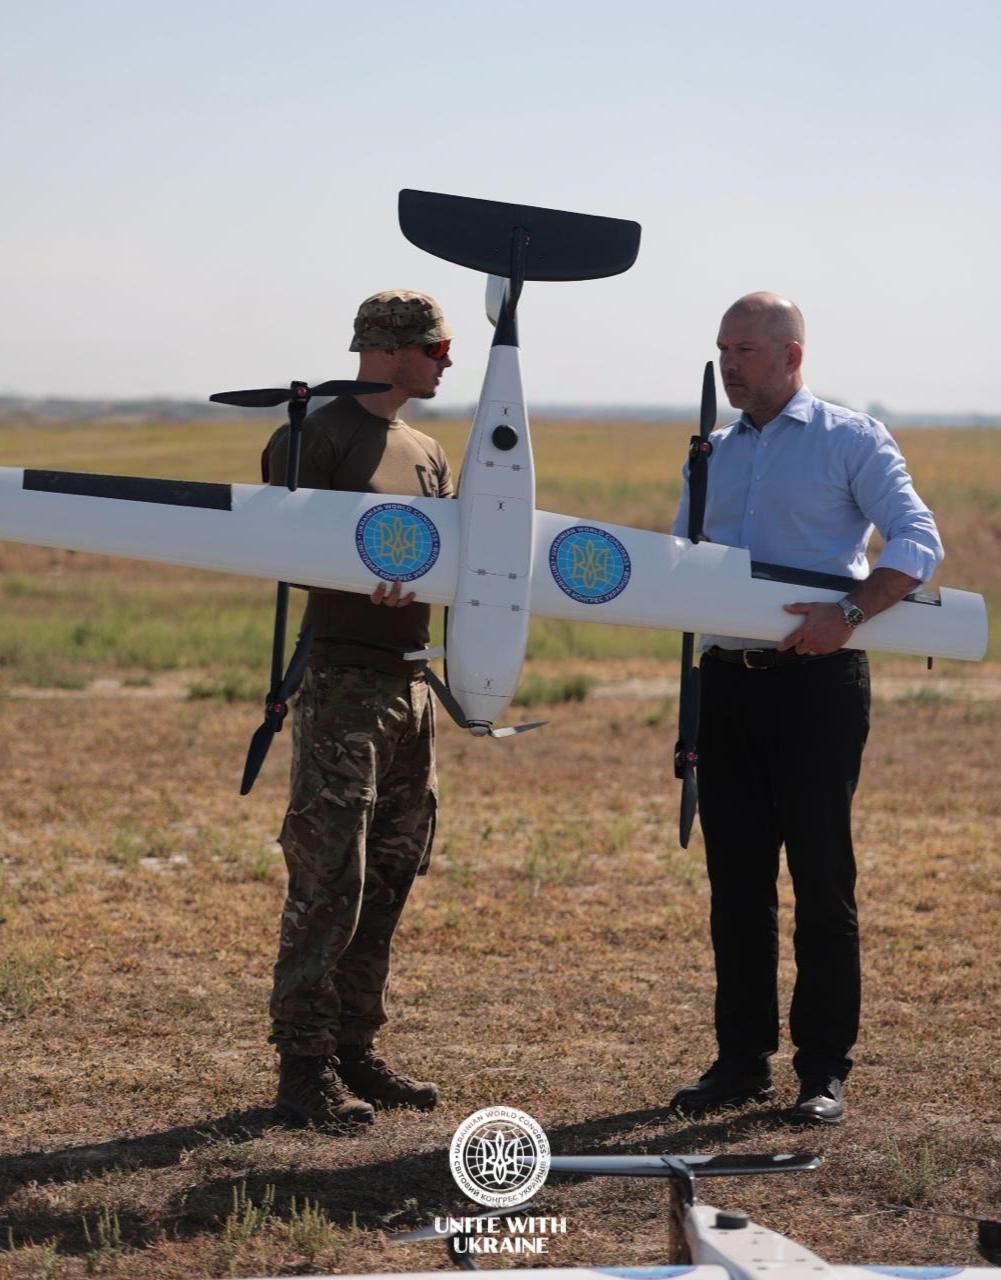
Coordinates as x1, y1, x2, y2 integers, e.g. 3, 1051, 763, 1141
840, 600, 865, 627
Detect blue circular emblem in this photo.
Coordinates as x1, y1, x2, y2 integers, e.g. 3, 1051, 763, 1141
355, 503, 440, 582
865, 1271, 965, 1279
549, 524, 631, 604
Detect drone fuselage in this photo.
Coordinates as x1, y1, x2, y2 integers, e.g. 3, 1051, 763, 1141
445, 342, 535, 730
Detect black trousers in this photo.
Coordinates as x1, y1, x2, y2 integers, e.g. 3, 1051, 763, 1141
697, 649, 870, 1082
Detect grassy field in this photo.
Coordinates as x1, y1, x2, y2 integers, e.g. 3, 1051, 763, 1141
0, 416, 998, 1279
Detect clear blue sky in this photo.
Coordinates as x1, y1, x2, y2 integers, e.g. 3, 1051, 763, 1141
2, 0, 999, 414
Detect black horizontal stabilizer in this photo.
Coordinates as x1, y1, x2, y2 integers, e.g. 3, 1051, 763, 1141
548, 1151, 821, 1178
399, 189, 641, 281
23, 469, 231, 511
751, 560, 936, 606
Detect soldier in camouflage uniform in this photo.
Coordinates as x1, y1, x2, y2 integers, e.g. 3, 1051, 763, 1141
262, 291, 454, 1128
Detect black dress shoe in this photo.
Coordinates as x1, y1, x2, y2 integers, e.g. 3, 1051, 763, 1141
670, 1059, 776, 1116
789, 1076, 845, 1125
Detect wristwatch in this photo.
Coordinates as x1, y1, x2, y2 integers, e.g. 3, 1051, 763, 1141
836, 597, 866, 628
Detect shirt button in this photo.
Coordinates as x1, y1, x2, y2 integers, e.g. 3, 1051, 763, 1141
749, 508, 755, 515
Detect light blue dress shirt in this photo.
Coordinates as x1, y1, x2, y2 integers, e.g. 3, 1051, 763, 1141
671, 386, 944, 650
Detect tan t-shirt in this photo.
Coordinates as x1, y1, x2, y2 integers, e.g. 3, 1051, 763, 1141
263, 396, 454, 674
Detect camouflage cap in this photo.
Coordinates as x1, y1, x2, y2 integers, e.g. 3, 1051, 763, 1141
349, 290, 452, 351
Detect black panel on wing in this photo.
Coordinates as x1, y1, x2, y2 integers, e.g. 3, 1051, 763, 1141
751, 560, 938, 605
399, 189, 641, 281
23, 470, 232, 512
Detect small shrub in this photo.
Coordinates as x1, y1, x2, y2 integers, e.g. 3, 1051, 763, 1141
107, 830, 141, 868
241, 845, 281, 883
220, 1181, 275, 1265
82, 1205, 122, 1273
1, 575, 33, 598
881, 1140, 956, 1205
3, 1231, 61, 1278
288, 1197, 338, 1263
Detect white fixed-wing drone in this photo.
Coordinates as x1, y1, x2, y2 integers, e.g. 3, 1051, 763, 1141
0, 191, 988, 822
390, 1149, 1000, 1280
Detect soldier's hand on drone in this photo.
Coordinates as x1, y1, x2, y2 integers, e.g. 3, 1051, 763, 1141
371, 581, 416, 608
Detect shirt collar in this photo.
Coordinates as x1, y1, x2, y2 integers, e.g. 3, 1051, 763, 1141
736, 385, 815, 432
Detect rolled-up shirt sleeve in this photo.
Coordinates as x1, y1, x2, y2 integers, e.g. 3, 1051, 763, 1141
848, 421, 944, 584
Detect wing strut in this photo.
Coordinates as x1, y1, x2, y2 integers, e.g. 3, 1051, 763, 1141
209, 378, 391, 794
673, 362, 715, 848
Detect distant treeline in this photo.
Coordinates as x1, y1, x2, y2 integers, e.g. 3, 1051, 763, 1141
1, 394, 999, 429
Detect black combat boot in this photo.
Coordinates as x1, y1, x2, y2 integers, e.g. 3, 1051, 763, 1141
337, 1044, 440, 1111
275, 1053, 375, 1128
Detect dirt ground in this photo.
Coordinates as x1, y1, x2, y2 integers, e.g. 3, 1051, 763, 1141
0, 670, 998, 1278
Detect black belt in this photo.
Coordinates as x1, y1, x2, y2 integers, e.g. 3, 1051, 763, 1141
705, 645, 829, 670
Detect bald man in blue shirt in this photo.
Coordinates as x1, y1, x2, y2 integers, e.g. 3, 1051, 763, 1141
669, 292, 943, 1126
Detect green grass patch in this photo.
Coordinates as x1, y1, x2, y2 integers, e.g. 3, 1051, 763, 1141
513, 672, 594, 705
187, 671, 263, 702
0, 940, 60, 1019
891, 685, 958, 708
0, 601, 275, 681
20, 669, 89, 690
526, 618, 684, 661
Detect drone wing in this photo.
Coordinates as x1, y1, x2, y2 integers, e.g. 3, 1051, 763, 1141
0, 468, 460, 602
530, 509, 988, 663
0, 469, 988, 662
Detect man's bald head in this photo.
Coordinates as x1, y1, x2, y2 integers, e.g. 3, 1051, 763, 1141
723, 292, 805, 345
716, 292, 805, 427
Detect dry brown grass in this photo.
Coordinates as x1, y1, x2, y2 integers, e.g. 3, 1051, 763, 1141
0, 416, 998, 1276
0, 680, 998, 1278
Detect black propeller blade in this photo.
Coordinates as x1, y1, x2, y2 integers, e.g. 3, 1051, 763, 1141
687, 360, 716, 540
240, 623, 314, 796
209, 377, 392, 793
673, 632, 701, 847
425, 667, 546, 738
674, 361, 716, 847
425, 666, 471, 729
210, 379, 390, 408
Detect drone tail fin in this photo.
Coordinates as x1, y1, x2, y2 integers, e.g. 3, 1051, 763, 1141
399, 189, 641, 282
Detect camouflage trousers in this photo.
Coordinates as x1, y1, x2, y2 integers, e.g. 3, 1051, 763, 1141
268, 661, 437, 1056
